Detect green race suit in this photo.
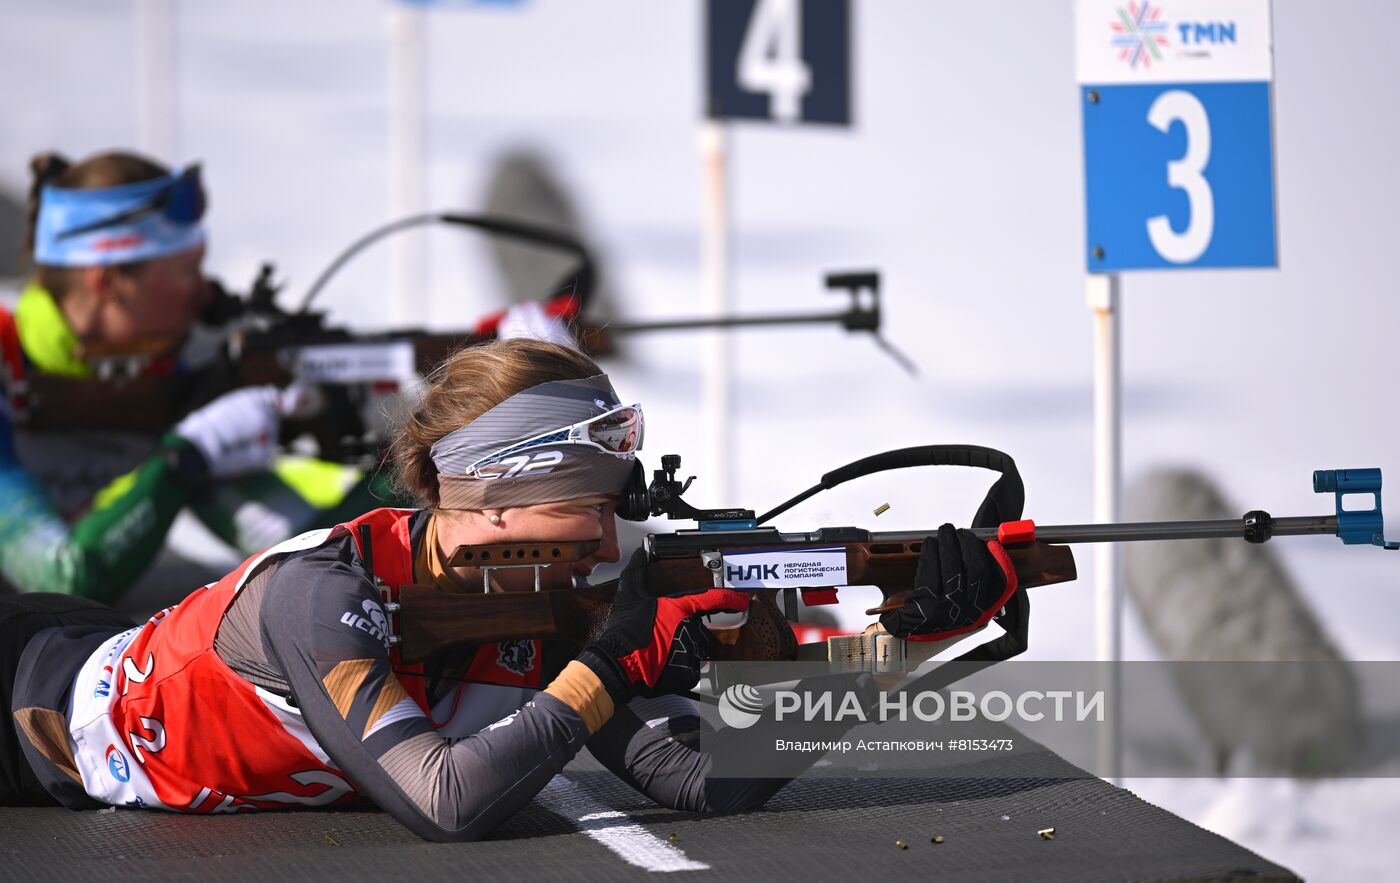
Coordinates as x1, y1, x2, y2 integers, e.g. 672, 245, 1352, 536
0, 283, 402, 602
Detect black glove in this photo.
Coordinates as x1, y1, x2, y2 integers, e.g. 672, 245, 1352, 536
879, 523, 1018, 642
576, 549, 750, 705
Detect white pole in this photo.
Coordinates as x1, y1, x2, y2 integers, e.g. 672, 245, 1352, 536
1087, 272, 1122, 784
699, 121, 732, 502
135, 0, 177, 160
387, 6, 426, 327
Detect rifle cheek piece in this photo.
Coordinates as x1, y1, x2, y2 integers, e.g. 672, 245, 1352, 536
616, 460, 652, 522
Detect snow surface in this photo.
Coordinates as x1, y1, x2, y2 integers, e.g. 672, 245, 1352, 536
2, 2, 1397, 880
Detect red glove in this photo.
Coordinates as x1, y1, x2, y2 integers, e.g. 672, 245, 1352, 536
577, 549, 749, 701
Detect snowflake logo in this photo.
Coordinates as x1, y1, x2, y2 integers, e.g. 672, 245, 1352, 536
1110, 1, 1170, 69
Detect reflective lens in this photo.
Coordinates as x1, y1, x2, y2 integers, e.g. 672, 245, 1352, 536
464, 403, 644, 478
586, 405, 643, 454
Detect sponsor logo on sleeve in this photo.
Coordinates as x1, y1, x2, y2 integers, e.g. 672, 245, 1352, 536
340, 598, 390, 649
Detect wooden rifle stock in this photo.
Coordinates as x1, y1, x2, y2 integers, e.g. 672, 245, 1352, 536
854, 538, 1078, 615
395, 539, 1075, 664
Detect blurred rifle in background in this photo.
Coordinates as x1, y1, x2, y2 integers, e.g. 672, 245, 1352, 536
14, 213, 908, 467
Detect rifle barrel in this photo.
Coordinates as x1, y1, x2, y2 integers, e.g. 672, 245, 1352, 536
649, 515, 1340, 558
954, 515, 1337, 545
604, 310, 855, 333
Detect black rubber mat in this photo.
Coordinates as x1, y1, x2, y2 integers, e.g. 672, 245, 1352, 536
0, 753, 1297, 882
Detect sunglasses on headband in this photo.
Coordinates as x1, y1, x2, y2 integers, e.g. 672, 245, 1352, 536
463, 403, 644, 480
56, 165, 207, 240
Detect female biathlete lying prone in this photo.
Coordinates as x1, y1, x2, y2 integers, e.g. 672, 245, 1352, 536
0, 339, 1017, 839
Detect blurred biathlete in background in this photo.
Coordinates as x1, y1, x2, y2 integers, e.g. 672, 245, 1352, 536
0, 339, 1016, 838
0, 150, 391, 605
0, 150, 572, 608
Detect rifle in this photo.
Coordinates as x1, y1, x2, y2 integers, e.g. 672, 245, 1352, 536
386, 446, 1396, 675
16, 213, 910, 465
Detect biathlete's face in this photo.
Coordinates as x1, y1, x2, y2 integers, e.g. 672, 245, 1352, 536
435, 492, 623, 586
98, 244, 211, 342
495, 494, 623, 579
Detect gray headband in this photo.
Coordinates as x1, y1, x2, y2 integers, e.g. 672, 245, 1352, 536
431, 374, 637, 510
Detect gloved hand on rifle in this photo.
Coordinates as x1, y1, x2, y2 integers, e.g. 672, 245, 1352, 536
576, 549, 750, 703
171, 385, 299, 482
880, 523, 1019, 642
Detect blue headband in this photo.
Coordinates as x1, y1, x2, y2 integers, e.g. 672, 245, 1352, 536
33, 167, 207, 267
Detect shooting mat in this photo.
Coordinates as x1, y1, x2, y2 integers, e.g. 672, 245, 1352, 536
0, 734, 1295, 883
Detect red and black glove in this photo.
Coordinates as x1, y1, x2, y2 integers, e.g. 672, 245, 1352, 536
880, 523, 1018, 642
577, 549, 750, 704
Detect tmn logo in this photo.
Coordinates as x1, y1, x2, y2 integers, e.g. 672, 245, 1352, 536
1176, 21, 1238, 45
1110, 2, 1240, 69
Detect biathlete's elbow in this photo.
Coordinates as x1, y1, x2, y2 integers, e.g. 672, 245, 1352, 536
695, 780, 785, 816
